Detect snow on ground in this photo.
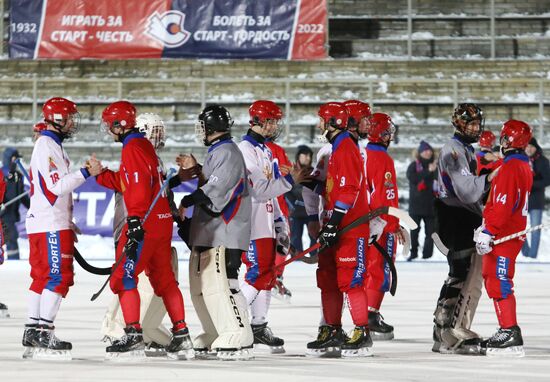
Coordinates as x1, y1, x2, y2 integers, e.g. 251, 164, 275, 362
1, 257, 549, 382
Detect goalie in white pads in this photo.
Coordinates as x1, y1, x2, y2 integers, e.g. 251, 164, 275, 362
178, 105, 254, 360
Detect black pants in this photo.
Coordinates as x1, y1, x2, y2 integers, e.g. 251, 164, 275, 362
410, 214, 435, 259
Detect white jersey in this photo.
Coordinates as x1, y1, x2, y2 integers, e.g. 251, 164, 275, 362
303, 143, 332, 219
26, 131, 88, 234
238, 135, 293, 240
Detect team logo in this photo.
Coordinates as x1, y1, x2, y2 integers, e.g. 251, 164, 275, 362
384, 171, 394, 188
146, 11, 191, 48
48, 157, 58, 171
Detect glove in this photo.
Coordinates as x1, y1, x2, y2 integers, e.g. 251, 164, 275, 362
124, 216, 145, 261
369, 217, 387, 244
274, 218, 290, 256
475, 226, 493, 256
318, 208, 346, 248
7, 171, 19, 183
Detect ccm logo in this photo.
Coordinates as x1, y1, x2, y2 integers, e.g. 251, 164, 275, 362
157, 213, 172, 219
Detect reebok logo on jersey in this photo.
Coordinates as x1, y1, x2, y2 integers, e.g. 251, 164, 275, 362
340, 257, 357, 262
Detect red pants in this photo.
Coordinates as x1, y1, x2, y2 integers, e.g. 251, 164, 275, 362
366, 232, 396, 310
110, 230, 178, 297
482, 238, 523, 328
0, 221, 4, 264
317, 237, 369, 326
28, 230, 75, 297
242, 238, 277, 290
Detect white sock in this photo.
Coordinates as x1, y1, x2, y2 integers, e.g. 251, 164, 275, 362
39, 289, 62, 327
27, 291, 41, 325
250, 290, 271, 325
318, 305, 326, 326
240, 281, 259, 305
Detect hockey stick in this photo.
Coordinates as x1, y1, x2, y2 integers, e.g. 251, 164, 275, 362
15, 158, 30, 181
372, 241, 397, 296
74, 248, 111, 275
432, 232, 449, 256
272, 206, 417, 271
0, 190, 30, 211
90, 168, 177, 301
493, 223, 550, 245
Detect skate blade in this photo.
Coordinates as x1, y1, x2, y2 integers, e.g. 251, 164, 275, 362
439, 344, 481, 355
305, 346, 341, 358
145, 349, 167, 357
22, 347, 35, 359
105, 349, 146, 362
342, 347, 374, 358
167, 348, 195, 360
33, 348, 72, 361
485, 346, 525, 358
194, 349, 218, 360
271, 291, 292, 304
217, 348, 254, 361
254, 344, 285, 354
371, 331, 394, 341
0, 309, 10, 319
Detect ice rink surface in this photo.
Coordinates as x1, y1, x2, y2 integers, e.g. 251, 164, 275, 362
0, 259, 549, 382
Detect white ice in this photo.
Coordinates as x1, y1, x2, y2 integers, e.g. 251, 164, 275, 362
1, 247, 549, 381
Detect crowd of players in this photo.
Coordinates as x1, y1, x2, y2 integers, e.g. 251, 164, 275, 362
1, 96, 535, 360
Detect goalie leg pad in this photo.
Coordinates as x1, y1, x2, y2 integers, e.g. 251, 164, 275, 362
200, 247, 254, 352
189, 247, 218, 351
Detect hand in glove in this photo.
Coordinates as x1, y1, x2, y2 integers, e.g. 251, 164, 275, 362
274, 218, 290, 256
318, 208, 346, 248
368, 217, 387, 244
475, 226, 493, 256
124, 216, 145, 261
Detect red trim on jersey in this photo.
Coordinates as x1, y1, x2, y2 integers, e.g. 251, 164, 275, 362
38, 171, 58, 206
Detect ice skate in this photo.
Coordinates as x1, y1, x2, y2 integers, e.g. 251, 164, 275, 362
305, 325, 343, 358
271, 277, 292, 303
341, 326, 373, 358
481, 326, 525, 358
368, 311, 394, 341
216, 345, 254, 361
105, 326, 145, 361
252, 323, 285, 354
33, 326, 73, 361
166, 327, 195, 360
144, 341, 166, 357
21, 324, 40, 359
0, 302, 10, 318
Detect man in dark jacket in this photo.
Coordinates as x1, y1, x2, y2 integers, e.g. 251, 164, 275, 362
406, 140, 437, 260
1, 147, 30, 260
521, 137, 550, 259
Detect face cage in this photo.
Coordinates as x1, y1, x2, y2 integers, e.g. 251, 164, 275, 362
59, 112, 81, 138
195, 120, 207, 145
461, 117, 485, 140
146, 125, 166, 150
261, 118, 283, 140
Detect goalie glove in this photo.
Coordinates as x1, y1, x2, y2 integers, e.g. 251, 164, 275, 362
368, 216, 387, 244
475, 226, 493, 256
274, 217, 290, 256
124, 216, 145, 261
319, 208, 346, 248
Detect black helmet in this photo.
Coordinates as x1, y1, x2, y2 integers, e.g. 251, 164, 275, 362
196, 105, 233, 145
451, 103, 484, 143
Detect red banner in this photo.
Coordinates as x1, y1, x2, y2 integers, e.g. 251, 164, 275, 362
290, 0, 328, 60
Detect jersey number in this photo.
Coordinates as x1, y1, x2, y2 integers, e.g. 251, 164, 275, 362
386, 189, 395, 200
522, 191, 529, 217
496, 193, 507, 205
50, 173, 59, 184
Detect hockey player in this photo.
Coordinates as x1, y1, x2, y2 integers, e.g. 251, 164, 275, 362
432, 103, 499, 354
22, 97, 104, 360
100, 113, 194, 357
98, 101, 193, 359
0, 170, 8, 318
238, 100, 308, 353
476, 130, 502, 175
361, 112, 401, 341
178, 104, 254, 360
308, 102, 377, 357
475, 120, 533, 357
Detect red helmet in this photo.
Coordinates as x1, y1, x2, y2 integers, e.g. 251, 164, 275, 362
479, 130, 496, 149
102, 101, 137, 130
368, 113, 395, 143
343, 100, 371, 128
318, 102, 348, 130
42, 97, 79, 136
33, 122, 48, 133
500, 120, 532, 149
249, 100, 283, 126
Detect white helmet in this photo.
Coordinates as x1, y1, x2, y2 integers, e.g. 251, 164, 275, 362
136, 113, 166, 149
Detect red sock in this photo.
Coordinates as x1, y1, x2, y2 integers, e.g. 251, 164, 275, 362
161, 286, 186, 325
274, 253, 287, 278
321, 290, 343, 326
119, 289, 141, 328
494, 295, 517, 328
347, 287, 369, 327
366, 289, 384, 311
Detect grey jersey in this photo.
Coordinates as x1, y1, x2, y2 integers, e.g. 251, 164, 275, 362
189, 139, 252, 251
437, 136, 488, 215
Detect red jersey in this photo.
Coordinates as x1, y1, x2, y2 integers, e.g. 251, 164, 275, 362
366, 143, 399, 232
483, 153, 533, 240
324, 131, 370, 238
96, 132, 173, 238
0, 172, 5, 203
265, 140, 291, 217
476, 150, 503, 175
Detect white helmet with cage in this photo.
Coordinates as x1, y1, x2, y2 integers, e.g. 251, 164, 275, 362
136, 113, 166, 149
